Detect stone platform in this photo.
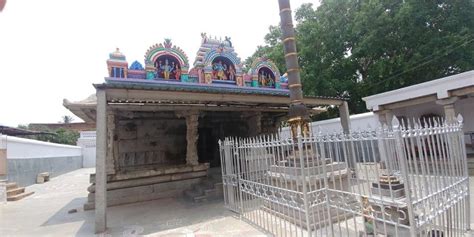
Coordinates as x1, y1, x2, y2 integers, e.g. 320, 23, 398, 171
264, 156, 355, 230
84, 163, 209, 210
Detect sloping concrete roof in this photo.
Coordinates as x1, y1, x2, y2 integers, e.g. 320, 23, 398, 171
363, 70, 474, 111
65, 79, 344, 123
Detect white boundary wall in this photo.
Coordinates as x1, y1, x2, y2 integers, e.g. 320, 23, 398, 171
77, 131, 96, 168
0, 135, 83, 186
5, 136, 81, 159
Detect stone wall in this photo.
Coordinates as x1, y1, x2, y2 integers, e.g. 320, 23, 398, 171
2, 135, 83, 187
115, 116, 187, 172
8, 156, 82, 187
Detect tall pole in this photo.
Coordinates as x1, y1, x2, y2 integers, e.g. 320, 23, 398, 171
278, 0, 310, 138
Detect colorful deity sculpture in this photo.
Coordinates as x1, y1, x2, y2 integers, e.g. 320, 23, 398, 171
191, 33, 243, 84
174, 64, 181, 80
213, 61, 227, 80
161, 59, 172, 79
230, 66, 236, 81
249, 57, 281, 88
144, 39, 190, 81
106, 36, 288, 90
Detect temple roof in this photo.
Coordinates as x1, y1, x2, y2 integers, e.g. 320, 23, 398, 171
64, 79, 344, 123
96, 78, 292, 96
129, 61, 144, 70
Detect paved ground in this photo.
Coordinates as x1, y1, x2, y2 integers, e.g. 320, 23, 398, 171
0, 168, 265, 237
1, 168, 473, 236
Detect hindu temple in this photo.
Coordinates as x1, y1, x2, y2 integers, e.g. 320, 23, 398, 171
63, 34, 349, 233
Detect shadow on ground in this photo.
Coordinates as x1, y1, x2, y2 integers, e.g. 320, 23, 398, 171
97, 197, 260, 236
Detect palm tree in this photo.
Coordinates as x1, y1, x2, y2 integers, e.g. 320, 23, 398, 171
61, 115, 74, 124
278, 0, 310, 138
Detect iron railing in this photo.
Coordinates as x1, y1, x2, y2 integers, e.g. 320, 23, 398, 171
219, 115, 470, 237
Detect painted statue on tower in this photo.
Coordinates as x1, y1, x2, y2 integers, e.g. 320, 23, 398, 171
213, 61, 227, 80
174, 63, 181, 80
161, 59, 172, 79
228, 65, 236, 81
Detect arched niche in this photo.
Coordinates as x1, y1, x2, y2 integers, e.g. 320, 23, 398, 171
154, 55, 182, 80
249, 57, 281, 88
211, 56, 236, 81
257, 66, 276, 88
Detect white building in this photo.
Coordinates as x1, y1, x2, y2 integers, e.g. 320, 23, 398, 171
362, 70, 474, 154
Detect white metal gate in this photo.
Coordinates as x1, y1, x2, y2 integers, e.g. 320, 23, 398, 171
219, 116, 471, 236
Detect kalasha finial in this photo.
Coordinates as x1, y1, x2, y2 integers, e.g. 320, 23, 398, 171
164, 38, 172, 48
110, 48, 125, 59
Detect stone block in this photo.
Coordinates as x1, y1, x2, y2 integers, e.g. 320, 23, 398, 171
171, 170, 207, 181
88, 174, 172, 192
193, 163, 210, 172
84, 177, 203, 209
36, 172, 50, 184
164, 166, 192, 174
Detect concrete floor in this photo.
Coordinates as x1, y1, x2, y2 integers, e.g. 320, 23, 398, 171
0, 168, 265, 236
1, 168, 473, 236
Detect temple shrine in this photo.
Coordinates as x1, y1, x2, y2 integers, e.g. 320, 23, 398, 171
63, 34, 349, 233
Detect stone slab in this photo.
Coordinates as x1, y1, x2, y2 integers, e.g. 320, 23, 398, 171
85, 177, 203, 209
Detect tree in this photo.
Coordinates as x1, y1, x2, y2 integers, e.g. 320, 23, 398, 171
61, 115, 74, 124
16, 124, 79, 145
244, 26, 286, 73
247, 1, 474, 117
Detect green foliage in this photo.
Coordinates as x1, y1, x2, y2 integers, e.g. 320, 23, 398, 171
247, 1, 474, 119
16, 124, 79, 145
52, 128, 80, 145
244, 25, 286, 73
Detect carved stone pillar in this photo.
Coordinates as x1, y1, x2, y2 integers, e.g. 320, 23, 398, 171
436, 97, 458, 123
106, 112, 116, 174
376, 109, 394, 128
95, 89, 107, 233
246, 112, 262, 137
339, 101, 351, 134
184, 111, 199, 165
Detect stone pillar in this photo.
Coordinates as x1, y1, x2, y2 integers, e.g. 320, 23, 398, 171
376, 109, 394, 128
339, 101, 351, 134
339, 101, 355, 169
106, 112, 116, 175
374, 110, 394, 169
246, 112, 262, 137
436, 97, 458, 123
95, 89, 107, 233
185, 111, 199, 166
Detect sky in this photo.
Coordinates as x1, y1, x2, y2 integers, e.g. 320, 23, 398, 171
0, 0, 320, 127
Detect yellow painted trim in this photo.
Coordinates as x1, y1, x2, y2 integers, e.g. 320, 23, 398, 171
289, 84, 301, 89
283, 37, 295, 43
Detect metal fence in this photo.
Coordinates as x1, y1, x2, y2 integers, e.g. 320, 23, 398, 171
219, 116, 471, 237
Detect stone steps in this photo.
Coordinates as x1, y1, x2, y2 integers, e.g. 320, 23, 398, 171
467, 155, 474, 176
7, 187, 25, 196
7, 191, 34, 201
183, 173, 223, 203
6, 182, 18, 190
5, 182, 34, 201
